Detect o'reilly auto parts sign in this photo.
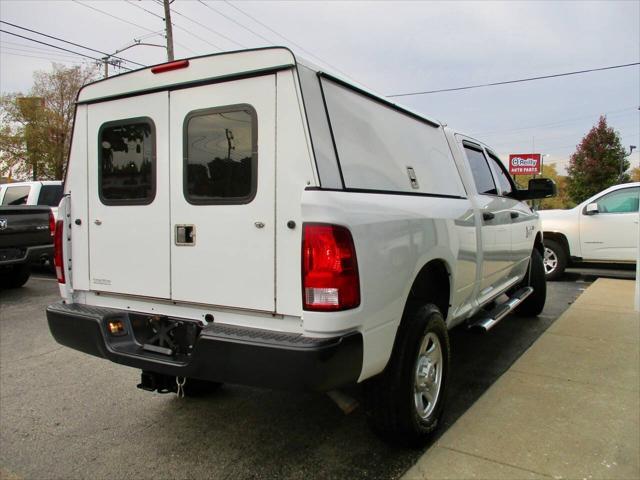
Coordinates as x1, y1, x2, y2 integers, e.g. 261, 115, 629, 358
509, 153, 541, 174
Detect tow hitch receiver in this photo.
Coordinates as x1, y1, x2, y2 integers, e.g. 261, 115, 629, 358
137, 371, 177, 394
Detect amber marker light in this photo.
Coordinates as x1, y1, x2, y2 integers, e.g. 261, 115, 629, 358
107, 320, 126, 336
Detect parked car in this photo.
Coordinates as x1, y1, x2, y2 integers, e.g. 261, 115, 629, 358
539, 182, 639, 280
46, 48, 555, 443
0, 205, 55, 288
0, 181, 64, 219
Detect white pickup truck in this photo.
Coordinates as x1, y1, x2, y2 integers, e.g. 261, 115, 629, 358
46, 48, 555, 443
539, 182, 639, 279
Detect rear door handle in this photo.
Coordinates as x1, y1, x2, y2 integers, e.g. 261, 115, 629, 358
510, 212, 519, 219
483, 212, 495, 221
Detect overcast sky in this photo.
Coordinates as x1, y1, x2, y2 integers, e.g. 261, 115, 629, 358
1, 0, 638, 173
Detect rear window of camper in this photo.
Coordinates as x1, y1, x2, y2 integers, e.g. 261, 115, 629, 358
183, 106, 257, 205
99, 118, 156, 205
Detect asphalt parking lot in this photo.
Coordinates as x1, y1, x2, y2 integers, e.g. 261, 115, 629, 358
0, 269, 631, 480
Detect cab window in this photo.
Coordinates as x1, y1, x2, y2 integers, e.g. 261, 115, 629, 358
595, 187, 639, 214
464, 145, 497, 195
486, 151, 513, 196
2, 186, 30, 205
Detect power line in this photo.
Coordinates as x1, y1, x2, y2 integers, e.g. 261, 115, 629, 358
197, 0, 272, 45
72, 0, 157, 34
0, 30, 132, 71
0, 20, 145, 67
124, 0, 164, 20
1, 29, 102, 63
222, 0, 356, 82
144, 0, 224, 51
471, 108, 637, 137
1, 40, 84, 59
167, 2, 247, 49
0, 50, 88, 65
388, 62, 640, 97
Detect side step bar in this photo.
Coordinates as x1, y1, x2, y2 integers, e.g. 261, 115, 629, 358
468, 286, 534, 332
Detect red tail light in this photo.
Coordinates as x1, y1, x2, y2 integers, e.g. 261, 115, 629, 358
48, 210, 55, 237
151, 59, 189, 74
54, 219, 65, 284
302, 224, 360, 311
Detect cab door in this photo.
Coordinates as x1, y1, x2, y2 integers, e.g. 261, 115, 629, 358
580, 186, 639, 261
485, 150, 537, 280
461, 142, 513, 297
87, 92, 170, 298
169, 75, 276, 311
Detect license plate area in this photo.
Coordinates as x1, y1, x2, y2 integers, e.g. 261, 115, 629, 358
105, 313, 202, 362
129, 314, 202, 357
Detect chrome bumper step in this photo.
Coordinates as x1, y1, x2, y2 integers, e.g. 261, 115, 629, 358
468, 286, 534, 332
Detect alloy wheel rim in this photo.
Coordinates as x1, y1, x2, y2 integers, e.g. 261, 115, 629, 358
413, 332, 443, 420
543, 247, 558, 274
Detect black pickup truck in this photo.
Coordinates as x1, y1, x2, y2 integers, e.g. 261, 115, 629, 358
0, 206, 54, 288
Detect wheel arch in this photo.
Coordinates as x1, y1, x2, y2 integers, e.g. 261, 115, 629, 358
405, 259, 451, 321
543, 231, 570, 257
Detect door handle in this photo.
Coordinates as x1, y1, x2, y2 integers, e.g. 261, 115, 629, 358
510, 212, 519, 219
94, 219, 102, 225
175, 225, 195, 246
482, 212, 495, 221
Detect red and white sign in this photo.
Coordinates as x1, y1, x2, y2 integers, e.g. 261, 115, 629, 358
508, 153, 541, 175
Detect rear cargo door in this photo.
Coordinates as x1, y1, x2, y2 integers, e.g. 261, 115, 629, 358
169, 75, 276, 311
87, 92, 170, 298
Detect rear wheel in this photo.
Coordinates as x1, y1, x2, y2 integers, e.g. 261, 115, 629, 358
515, 248, 546, 317
364, 303, 450, 445
0, 263, 31, 289
543, 239, 567, 281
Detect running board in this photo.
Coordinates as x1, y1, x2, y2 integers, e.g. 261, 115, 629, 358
468, 287, 534, 332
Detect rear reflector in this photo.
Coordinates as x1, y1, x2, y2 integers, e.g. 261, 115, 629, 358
302, 224, 360, 311
48, 210, 55, 237
151, 59, 189, 74
54, 219, 65, 284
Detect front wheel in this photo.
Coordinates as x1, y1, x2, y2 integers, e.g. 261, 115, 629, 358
364, 303, 450, 445
543, 239, 567, 281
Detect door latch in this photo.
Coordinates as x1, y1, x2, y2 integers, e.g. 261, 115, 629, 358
175, 225, 195, 246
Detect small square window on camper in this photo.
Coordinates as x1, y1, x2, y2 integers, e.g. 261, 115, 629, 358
183, 106, 257, 205
99, 118, 156, 205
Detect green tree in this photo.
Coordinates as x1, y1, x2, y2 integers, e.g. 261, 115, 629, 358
565, 115, 629, 204
0, 63, 98, 180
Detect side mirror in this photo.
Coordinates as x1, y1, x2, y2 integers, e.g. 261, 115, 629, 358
584, 202, 599, 215
513, 178, 557, 200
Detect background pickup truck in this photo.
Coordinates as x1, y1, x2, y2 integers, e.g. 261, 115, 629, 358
539, 182, 639, 279
0, 206, 55, 288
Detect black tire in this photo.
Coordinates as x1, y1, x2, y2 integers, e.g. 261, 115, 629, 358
364, 303, 450, 445
515, 248, 546, 317
0, 263, 31, 289
543, 239, 567, 281
182, 378, 223, 397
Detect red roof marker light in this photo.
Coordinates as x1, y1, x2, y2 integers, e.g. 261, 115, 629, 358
151, 59, 190, 74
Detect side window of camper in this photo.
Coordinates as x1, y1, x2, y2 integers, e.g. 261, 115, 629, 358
183, 106, 257, 205
99, 118, 156, 205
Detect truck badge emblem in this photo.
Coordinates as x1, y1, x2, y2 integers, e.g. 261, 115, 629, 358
0, 218, 7, 230
525, 225, 534, 238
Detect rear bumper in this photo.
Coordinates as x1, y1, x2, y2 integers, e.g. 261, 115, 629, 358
0, 244, 53, 266
46, 302, 363, 392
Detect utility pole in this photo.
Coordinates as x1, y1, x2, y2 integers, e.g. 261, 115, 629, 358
163, 0, 175, 61
102, 56, 109, 78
